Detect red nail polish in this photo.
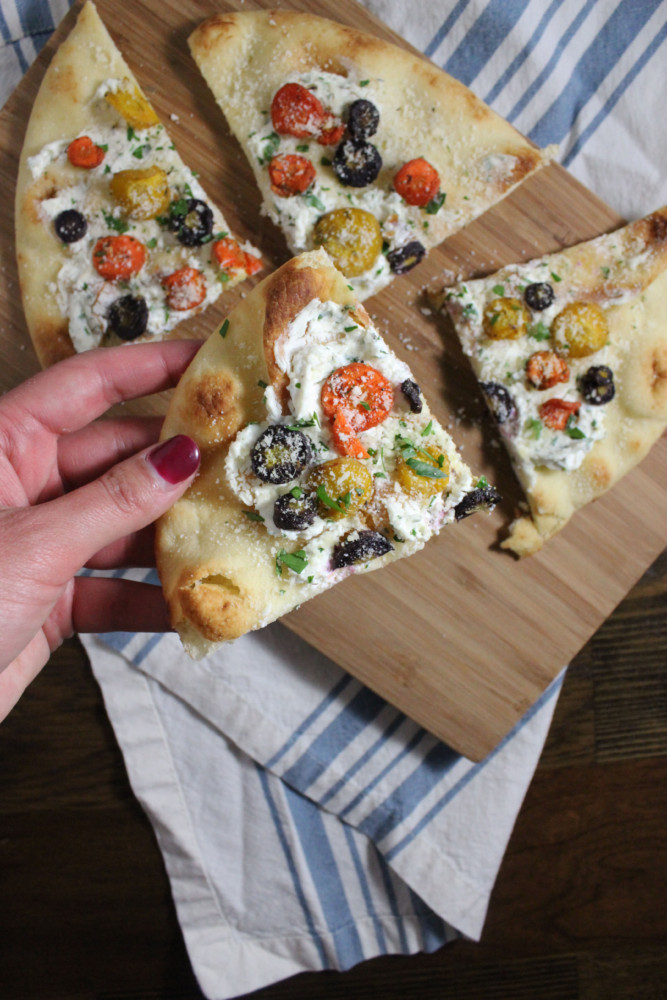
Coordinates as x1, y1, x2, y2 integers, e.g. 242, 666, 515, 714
148, 435, 200, 484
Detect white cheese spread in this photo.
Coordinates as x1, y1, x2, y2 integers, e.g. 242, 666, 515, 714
224, 298, 474, 591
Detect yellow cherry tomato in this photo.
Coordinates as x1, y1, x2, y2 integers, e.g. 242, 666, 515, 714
110, 166, 170, 220
396, 445, 450, 501
313, 208, 382, 277
483, 297, 531, 340
308, 457, 373, 520
551, 301, 608, 358
105, 86, 160, 130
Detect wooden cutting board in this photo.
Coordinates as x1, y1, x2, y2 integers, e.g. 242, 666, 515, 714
1, 0, 665, 760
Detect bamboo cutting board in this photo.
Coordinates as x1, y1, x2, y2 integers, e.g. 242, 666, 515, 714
1, 0, 665, 760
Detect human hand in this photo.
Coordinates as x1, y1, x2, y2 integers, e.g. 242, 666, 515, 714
0, 340, 203, 720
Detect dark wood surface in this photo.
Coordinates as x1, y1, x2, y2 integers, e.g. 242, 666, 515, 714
1, 547, 665, 1000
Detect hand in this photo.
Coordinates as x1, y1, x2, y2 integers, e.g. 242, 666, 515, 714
0, 340, 202, 720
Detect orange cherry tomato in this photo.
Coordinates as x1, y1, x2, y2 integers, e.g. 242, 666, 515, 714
268, 153, 316, 197
92, 235, 146, 281
271, 82, 324, 138
538, 398, 581, 431
322, 363, 394, 433
317, 114, 345, 146
212, 237, 263, 276
526, 350, 570, 390
331, 410, 369, 460
67, 136, 106, 169
162, 267, 207, 311
393, 157, 440, 207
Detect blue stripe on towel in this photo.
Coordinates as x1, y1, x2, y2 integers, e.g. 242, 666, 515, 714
443, 0, 532, 86
528, 0, 665, 146
338, 728, 430, 820
484, 0, 564, 105
256, 766, 330, 969
318, 712, 408, 808
563, 16, 667, 165
342, 825, 388, 954
281, 687, 387, 791
284, 783, 366, 969
265, 674, 355, 770
423, 0, 469, 58
507, 0, 598, 124
357, 742, 460, 843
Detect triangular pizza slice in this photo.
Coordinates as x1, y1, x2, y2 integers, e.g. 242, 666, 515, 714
442, 207, 667, 556
156, 249, 497, 657
188, 9, 555, 301
15, 1, 262, 367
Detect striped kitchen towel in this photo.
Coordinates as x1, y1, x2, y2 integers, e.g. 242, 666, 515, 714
4, 1, 667, 997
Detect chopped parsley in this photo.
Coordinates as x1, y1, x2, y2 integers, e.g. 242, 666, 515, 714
421, 420, 433, 436
528, 321, 551, 341
307, 193, 327, 212
275, 550, 308, 575
101, 211, 129, 234
425, 191, 446, 215
492, 284, 505, 296
219, 319, 229, 338
565, 415, 585, 439
526, 417, 542, 439
242, 510, 264, 522
550, 271, 562, 282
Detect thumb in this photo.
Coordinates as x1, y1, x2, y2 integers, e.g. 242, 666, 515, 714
29, 435, 200, 583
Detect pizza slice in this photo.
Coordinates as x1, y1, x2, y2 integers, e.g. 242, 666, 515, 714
441, 207, 667, 556
156, 249, 497, 657
15, 1, 262, 367
188, 9, 555, 302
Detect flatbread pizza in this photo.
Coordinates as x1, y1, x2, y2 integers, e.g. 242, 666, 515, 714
15, 1, 261, 367
156, 249, 497, 657
441, 207, 667, 556
188, 9, 556, 301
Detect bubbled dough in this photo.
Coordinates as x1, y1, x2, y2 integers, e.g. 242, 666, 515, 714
188, 9, 556, 259
487, 208, 667, 555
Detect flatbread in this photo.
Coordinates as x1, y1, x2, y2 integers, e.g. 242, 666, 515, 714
441, 207, 667, 556
188, 9, 555, 301
156, 249, 494, 658
15, 1, 261, 367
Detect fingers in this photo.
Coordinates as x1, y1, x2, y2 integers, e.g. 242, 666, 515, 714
86, 525, 156, 569
58, 416, 164, 490
24, 434, 200, 587
0, 339, 202, 440
72, 577, 172, 633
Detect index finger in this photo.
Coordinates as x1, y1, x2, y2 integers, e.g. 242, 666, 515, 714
1, 339, 202, 438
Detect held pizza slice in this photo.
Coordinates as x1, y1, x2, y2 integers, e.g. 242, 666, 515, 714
441, 207, 667, 556
188, 9, 555, 301
15, 1, 262, 368
156, 249, 497, 658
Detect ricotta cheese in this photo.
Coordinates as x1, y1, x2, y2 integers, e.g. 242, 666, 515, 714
29, 78, 256, 352
224, 298, 474, 590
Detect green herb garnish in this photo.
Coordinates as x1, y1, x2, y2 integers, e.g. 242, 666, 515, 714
243, 510, 265, 522
219, 319, 229, 338
276, 550, 308, 575
425, 191, 446, 215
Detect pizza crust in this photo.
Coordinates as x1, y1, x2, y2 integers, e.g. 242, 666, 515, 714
156, 249, 476, 657
443, 207, 667, 556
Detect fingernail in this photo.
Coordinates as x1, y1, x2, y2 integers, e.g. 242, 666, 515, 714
148, 435, 200, 484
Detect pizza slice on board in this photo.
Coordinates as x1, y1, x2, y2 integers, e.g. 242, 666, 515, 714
440, 207, 667, 556
188, 8, 555, 301
15, 1, 261, 367
156, 249, 497, 658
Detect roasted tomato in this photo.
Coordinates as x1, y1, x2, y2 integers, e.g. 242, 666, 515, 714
393, 157, 440, 207
308, 457, 373, 520
105, 87, 160, 129
268, 153, 316, 196
551, 301, 608, 357
162, 267, 207, 311
396, 445, 450, 501
525, 350, 570, 390
270, 82, 324, 138
67, 136, 105, 169
313, 208, 382, 277
110, 166, 170, 219
483, 297, 531, 340
538, 398, 581, 431
92, 235, 146, 281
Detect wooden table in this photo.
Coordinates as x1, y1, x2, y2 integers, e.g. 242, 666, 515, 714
1, 547, 665, 1000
